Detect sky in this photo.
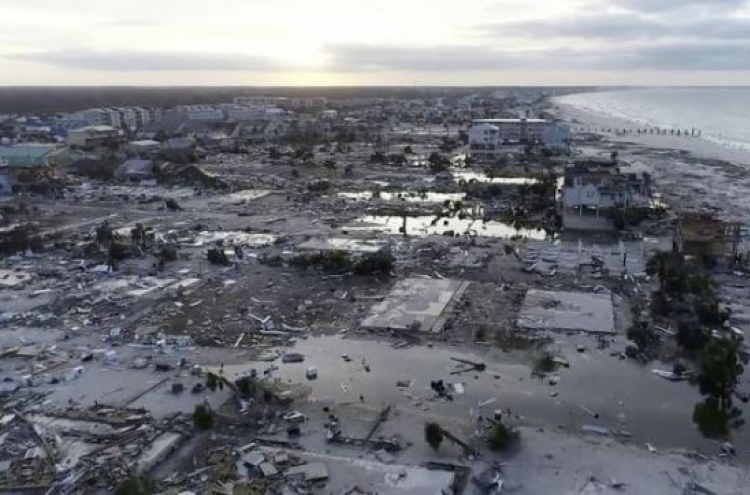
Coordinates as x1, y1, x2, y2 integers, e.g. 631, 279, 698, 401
1, 0, 750, 86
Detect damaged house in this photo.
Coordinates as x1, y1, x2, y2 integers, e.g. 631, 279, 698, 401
561, 163, 651, 218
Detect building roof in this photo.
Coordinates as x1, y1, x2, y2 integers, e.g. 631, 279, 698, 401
129, 139, 160, 147
0, 144, 57, 168
117, 159, 154, 177
285, 462, 329, 481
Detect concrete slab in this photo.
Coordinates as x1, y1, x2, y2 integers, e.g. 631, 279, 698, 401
259, 447, 454, 494
361, 278, 469, 333
517, 289, 615, 334
525, 240, 647, 276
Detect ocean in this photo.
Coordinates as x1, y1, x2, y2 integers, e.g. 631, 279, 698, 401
555, 87, 750, 153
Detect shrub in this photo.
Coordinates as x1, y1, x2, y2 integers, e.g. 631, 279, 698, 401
206, 372, 219, 392
425, 422, 444, 451
193, 404, 214, 430
487, 422, 520, 452
533, 352, 557, 375
354, 251, 394, 276
115, 476, 157, 495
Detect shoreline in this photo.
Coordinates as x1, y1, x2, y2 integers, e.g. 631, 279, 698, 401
552, 99, 750, 167
551, 99, 750, 226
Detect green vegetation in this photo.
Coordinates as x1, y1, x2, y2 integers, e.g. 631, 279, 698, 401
353, 250, 394, 276
676, 319, 710, 354
647, 251, 713, 300
487, 422, 520, 452
428, 152, 450, 173
424, 422, 444, 451
290, 250, 351, 272
627, 319, 659, 356
206, 372, 219, 392
291, 250, 395, 276
235, 376, 255, 398
647, 250, 745, 438
193, 404, 215, 430
696, 339, 744, 417
115, 476, 157, 495
532, 352, 558, 375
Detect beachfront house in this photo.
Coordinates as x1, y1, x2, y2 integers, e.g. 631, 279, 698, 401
562, 163, 652, 217
467, 118, 570, 160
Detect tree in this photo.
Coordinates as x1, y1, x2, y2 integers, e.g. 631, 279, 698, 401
627, 320, 659, 355
487, 422, 520, 452
115, 476, 157, 495
404, 145, 415, 155
206, 372, 219, 391
697, 339, 744, 414
193, 404, 214, 430
428, 152, 449, 174
425, 422, 444, 451
610, 150, 619, 163
676, 319, 710, 353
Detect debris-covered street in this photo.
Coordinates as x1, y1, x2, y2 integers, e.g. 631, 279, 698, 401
0, 88, 748, 494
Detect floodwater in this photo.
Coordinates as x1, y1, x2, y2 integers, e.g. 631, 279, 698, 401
190, 231, 277, 247
452, 171, 538, 185
338, 191, 466, 203
232, 335, 750, 454
345, 214, 547, 240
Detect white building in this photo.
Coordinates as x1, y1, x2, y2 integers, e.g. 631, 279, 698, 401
220, 104, 267, 122
174, 105, 223, 122
467, 123, 500, 160
233, 96, 289, 108
561, 165, 651, 215
67, 107, 154, 130
468, 118, 569, 158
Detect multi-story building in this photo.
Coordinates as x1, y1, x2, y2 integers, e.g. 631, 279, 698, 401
66, 107, 156, 130
233, 96, 289, 108
467, 118, 570, 159
220, 104, 267, 122
466, 123, 501, 160
561, 163, 651, 212
173, 105, 224, 122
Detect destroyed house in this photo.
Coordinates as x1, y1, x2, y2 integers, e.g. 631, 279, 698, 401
116, 159, 154, 182
0, 144, 58, 193
676, 212, 728, 259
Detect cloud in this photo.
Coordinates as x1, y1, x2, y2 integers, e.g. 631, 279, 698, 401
324, 44, 530, 72
485, 12, 750, 42
4, 49, 284, 72
625, 41, 750, 70
322, 41, 750, 73
614, 0, 748, 11
487, 13, 663, 40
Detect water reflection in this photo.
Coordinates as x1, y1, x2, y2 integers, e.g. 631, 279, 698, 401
453, 171, 538, 185
338, 191, 466, 203
346, 214, 547, 240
